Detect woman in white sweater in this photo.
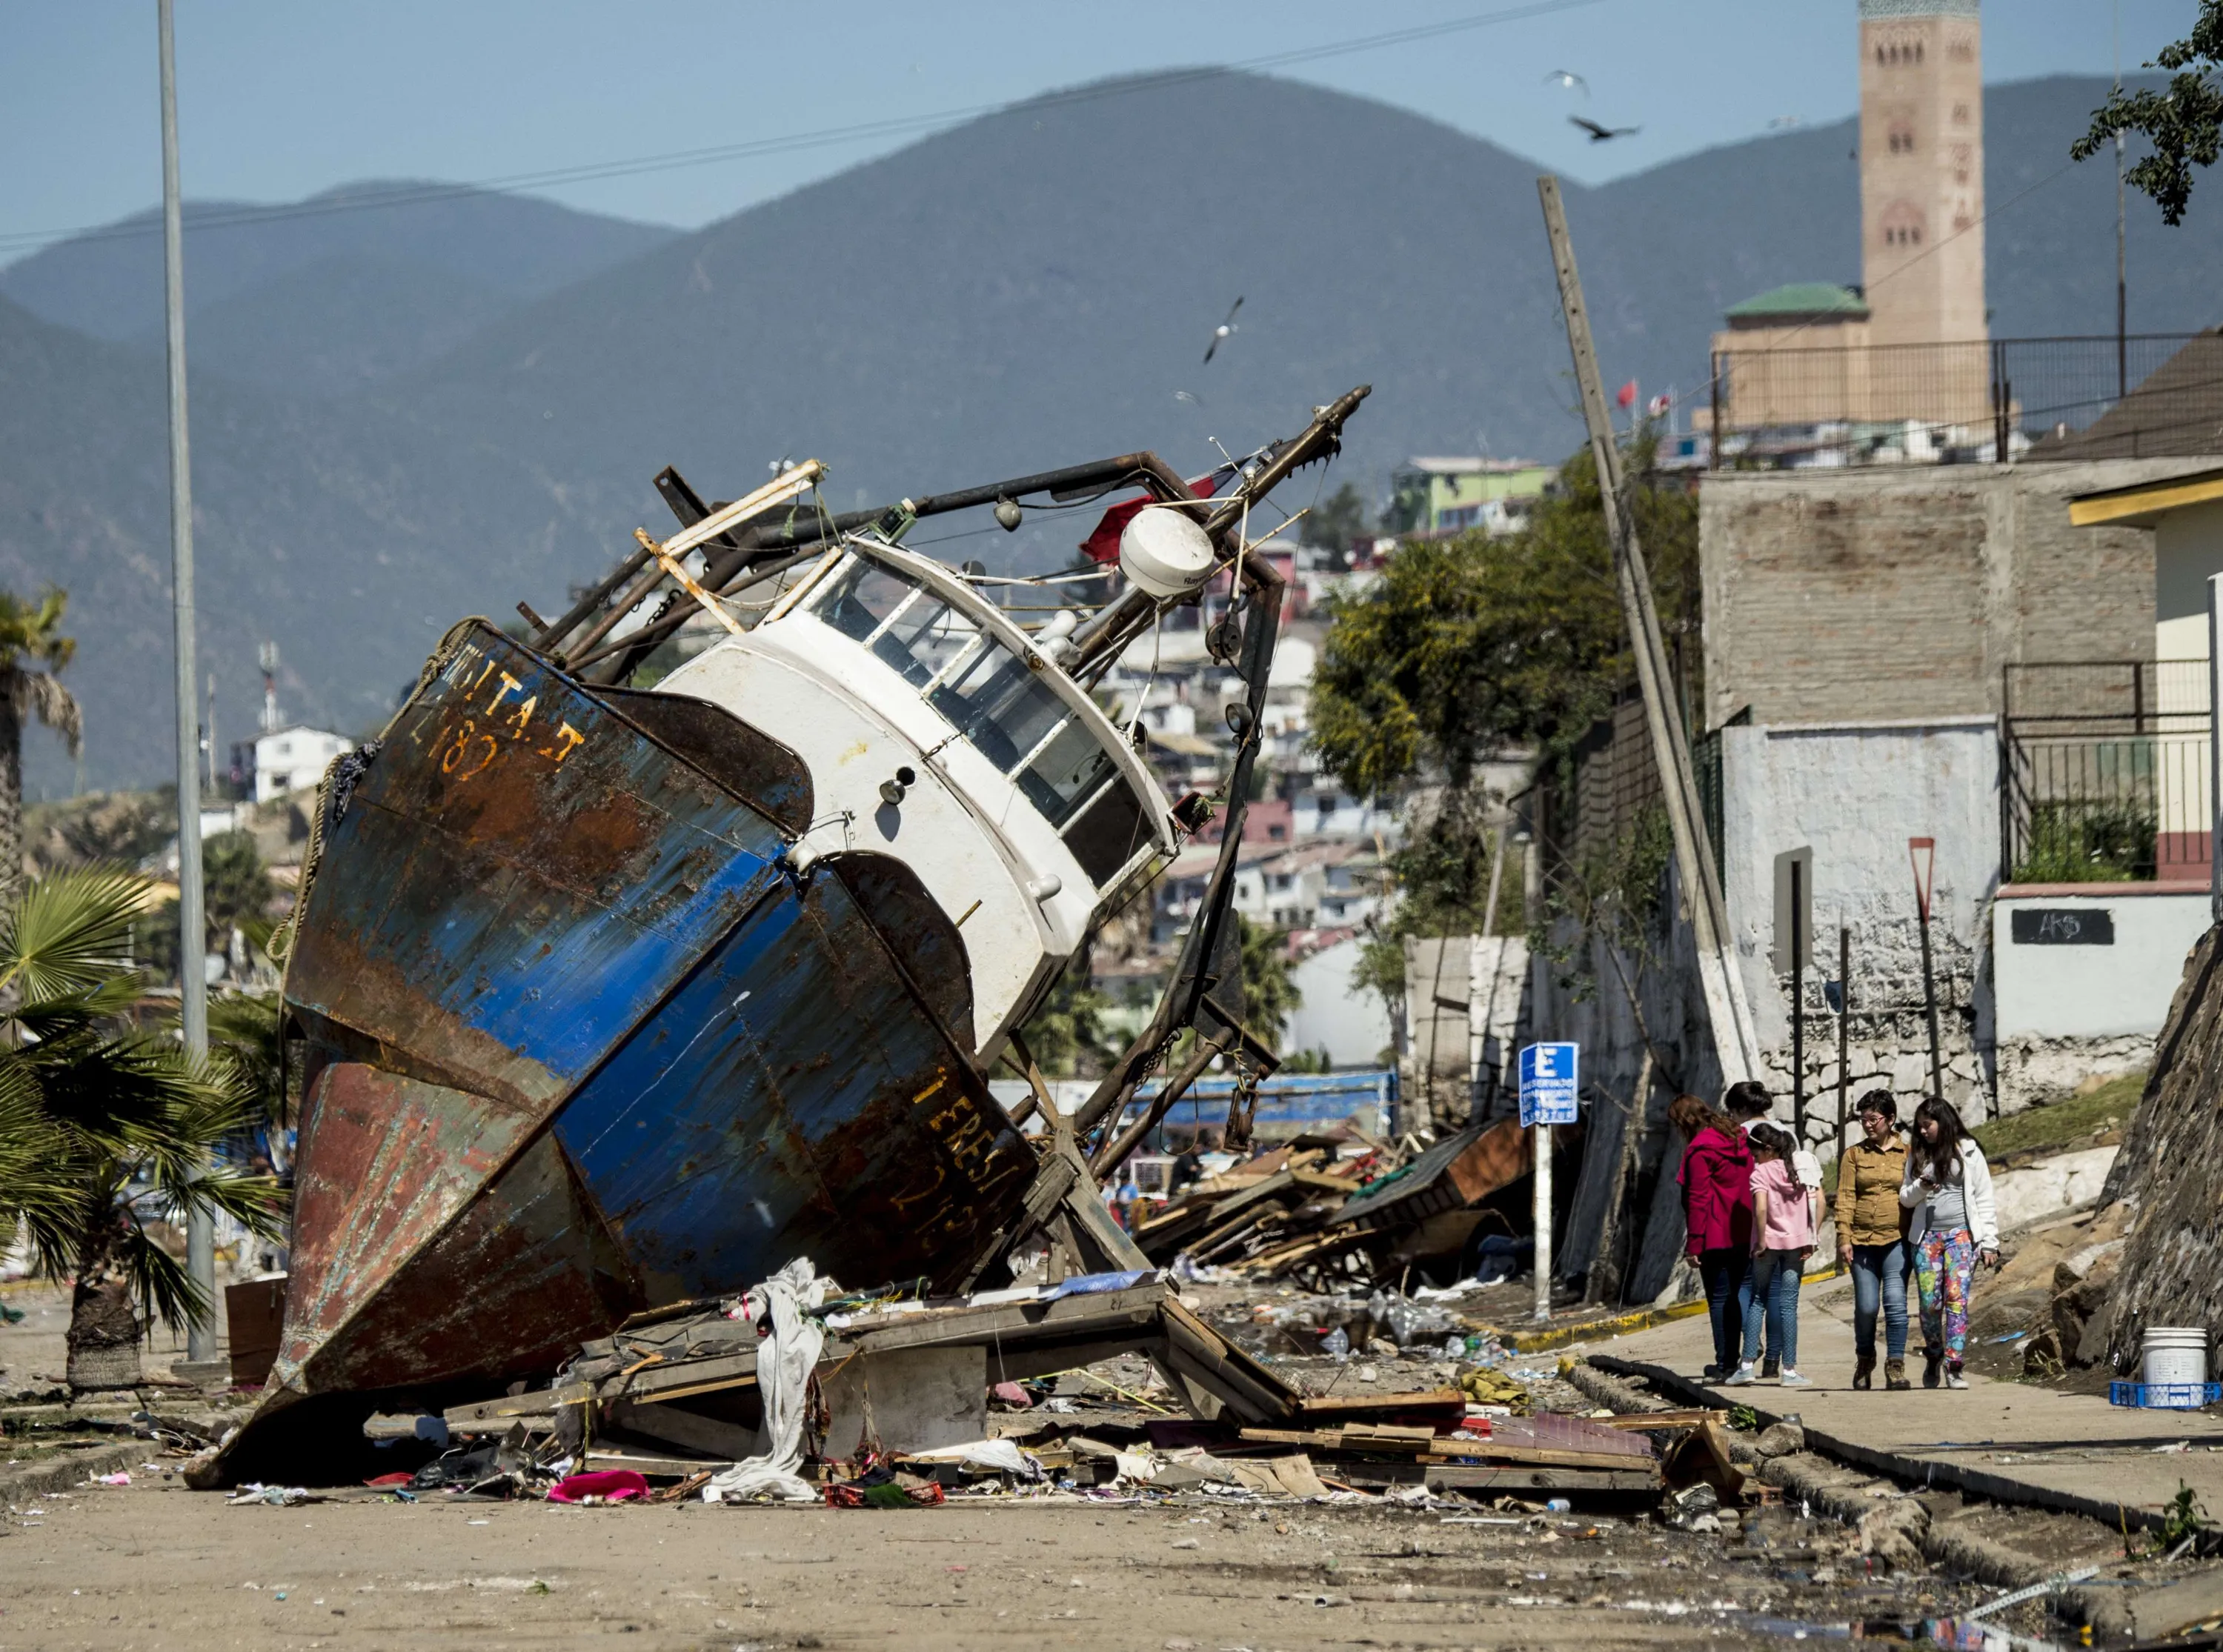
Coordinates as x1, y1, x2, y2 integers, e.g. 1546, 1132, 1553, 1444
1898, 1096, 2000, 1390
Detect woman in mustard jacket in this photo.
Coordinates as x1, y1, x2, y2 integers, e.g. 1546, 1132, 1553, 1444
1835, 1090, 1911, 1390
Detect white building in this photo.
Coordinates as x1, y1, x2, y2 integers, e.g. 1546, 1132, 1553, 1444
255, 726, 355, 803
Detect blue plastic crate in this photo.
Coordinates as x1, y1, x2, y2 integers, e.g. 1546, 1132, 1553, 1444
2109, 1380, 2223, 1409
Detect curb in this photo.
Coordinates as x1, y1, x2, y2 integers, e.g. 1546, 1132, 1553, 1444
1589, 1351, 2182, 1539
1568, 1356, 2135, 1640
0, 1439, 145, 1509
1469, 1267, 1847, 1355
1470, 1296, 1712, 1353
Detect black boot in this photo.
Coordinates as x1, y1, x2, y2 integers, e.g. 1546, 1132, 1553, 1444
1853, 1350, 1875, 1390
1923, 1347, 1944, 1389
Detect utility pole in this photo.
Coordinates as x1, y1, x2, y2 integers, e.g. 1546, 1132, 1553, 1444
2209, 575, 2222, 927
2116, 0, 2128, 401
159, 0, 216, 1366
1537, 176, 1760, 1085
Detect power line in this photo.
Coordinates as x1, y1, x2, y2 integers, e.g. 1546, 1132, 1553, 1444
0, 0, 1613, 260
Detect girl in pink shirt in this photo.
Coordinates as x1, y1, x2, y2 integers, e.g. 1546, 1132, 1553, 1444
1724, 1123, 1821, 1388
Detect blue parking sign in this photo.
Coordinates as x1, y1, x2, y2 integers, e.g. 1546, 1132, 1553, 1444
1518, 1042, 1580, 1128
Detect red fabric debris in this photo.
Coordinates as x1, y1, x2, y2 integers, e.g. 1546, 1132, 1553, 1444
1078, 473, 1217, 564
362, 1472, 414, 1488
547, 1469, 652, 1504
991, 1381, 1033, 1408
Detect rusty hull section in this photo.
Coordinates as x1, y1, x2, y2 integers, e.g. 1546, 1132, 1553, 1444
227, 624, 1032, 1475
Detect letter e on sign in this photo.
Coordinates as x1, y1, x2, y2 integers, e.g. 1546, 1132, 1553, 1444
1518, 1042, 1580, 1128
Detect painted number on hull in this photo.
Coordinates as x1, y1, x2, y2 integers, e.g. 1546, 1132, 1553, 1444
419, 644, 588, 782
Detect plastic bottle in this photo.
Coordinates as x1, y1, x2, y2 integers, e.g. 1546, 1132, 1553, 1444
1322, 1326, 1351, 1360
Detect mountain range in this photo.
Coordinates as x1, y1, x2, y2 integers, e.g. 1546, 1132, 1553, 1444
1, 68, 2215, 795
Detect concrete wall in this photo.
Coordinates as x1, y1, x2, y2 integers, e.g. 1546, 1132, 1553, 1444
1400, 933, 1530, 1133
1700, 461, 2216, 729
1991, 888, 2209, 1108
1719, 716, 1999, 1125
2156, 498, 2223, 626
1286, 937, 1395, 1069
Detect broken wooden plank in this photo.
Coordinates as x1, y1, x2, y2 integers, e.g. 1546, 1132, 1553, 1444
1595, 1409, 1725, 1430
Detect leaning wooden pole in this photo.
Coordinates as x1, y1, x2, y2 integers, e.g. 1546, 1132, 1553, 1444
1536, 176, 1761, 1086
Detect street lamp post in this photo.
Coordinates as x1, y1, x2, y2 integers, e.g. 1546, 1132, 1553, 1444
158, 0, 215, 1366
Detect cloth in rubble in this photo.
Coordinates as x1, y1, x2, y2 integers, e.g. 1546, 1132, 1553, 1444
548, 1469, 651, 1504
705, 1257, 831, 1504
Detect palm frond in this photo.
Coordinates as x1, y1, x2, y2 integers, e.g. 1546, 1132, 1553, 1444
0, 867, 153, 1006
16, 670, 82, 758
0, 587, 74, 671
162, 1165, 288, 1238
0, 1057, 73, 1233
208, 991, 288, 1128
116, 1219, 204, 1332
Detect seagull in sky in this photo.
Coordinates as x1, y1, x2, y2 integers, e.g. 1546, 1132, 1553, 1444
1203, 296, 1243, 364
1543, 68, 1589, 96
1569, 115, 1641, 143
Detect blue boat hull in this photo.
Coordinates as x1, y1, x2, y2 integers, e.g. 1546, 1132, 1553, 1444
262, 622, 1033, 1413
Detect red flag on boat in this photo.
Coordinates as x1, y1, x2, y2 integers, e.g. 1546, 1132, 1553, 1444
1080, 473, 1218, 564
1615, 379, 1638, 410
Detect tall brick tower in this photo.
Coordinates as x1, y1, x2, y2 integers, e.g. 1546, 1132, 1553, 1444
1859, 0, 1986, 349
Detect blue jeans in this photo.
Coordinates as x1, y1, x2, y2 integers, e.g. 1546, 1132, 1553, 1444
1698, 1248, 1751, 1373
1741, 1249, 1806, 1369
1850, 1239, 1912, 1362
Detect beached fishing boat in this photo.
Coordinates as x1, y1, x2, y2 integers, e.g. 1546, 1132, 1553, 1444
209, 388, 1367, 1476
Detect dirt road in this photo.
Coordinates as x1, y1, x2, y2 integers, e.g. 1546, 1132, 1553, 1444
0, 1468, 2018, 1652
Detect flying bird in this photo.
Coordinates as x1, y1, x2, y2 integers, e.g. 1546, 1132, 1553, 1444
1543, 68, 1589, 96
1203, 296, 1243, 364
1569, 115, 1640, 143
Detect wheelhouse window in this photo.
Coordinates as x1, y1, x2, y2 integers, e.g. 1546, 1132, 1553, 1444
805, 550, 1157, 885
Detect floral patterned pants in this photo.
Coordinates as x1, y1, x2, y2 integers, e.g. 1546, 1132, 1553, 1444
1915, 1227, 1978, 1368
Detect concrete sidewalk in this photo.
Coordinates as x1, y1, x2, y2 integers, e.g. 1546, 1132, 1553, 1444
1568, 1272, 2223, 1531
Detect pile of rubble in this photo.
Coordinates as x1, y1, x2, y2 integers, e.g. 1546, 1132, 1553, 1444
1134, 1117, 1534, 1291
205, 1259, 1749, 1516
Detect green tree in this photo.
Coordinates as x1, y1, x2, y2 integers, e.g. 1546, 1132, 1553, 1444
1312, 435, 1697, 1018
1238, 915, 1299, 1040
203, 830, 278, 955
1310, 436, 1696, 800
1303, 483, 1375, 560
1017, 950, 1117, 1079
0, 867, 285, 1390
0, 589, 84, 907
131, 830, 279, 984
2075, 4, 2223, 224
209, 990, 292, 1139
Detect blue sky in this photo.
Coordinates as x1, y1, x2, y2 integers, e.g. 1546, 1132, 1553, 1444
0, 0, 2193, 257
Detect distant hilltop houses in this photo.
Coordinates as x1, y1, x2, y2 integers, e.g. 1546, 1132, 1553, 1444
1389, 457, 1557, 538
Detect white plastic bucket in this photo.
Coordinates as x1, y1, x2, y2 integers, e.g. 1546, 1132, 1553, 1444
2141, 1327, 2211, 1388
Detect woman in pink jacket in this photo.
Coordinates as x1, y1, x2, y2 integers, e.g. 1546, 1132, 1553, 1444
1673, 1093, 1754, 1382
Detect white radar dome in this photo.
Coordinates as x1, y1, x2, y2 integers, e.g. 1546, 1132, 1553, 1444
1118, 507, 1216, 599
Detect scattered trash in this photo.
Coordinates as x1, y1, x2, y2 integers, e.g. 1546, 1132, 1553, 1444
548, 1471, 651, 1505
703, 1259, 828, 1505
227, 1484, 311, 1507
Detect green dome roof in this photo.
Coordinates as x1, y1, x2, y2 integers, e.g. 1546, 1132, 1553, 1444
1725, 282, 1871, 322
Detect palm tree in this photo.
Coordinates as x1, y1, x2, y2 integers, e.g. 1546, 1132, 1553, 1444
0, 589, 84, 907
0, 867, 285, 1390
